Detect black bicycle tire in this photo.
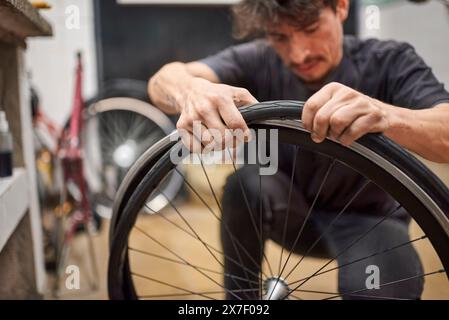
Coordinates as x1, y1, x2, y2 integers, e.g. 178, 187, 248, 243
82, 97, 183, 219
108, 100, 449, 300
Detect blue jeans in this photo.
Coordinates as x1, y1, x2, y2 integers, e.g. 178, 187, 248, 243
221, 165, 424, 300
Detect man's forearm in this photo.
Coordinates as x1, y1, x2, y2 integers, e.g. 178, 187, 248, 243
148, 62, 194, 114
383, 102, 449, 163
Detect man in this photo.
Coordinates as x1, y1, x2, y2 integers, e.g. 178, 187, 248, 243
148, 0, 449, 299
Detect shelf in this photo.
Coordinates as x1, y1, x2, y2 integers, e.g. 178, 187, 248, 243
0, 168, 29, 251
0, 0, 52, 44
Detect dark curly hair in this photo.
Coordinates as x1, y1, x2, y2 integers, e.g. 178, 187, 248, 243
232, 0, 338, 39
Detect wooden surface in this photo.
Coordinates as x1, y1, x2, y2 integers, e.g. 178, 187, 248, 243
50, 204, 449, 300
0, 42, 24, 167
0, 212, 40, 299
0, 17, 49, 293
48, 157, 449, 300
0, 0, 52, 44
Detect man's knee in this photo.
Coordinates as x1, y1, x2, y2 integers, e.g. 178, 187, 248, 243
335, 218, 424, 299
222, 165, 261, 214
338, 256, 424, 300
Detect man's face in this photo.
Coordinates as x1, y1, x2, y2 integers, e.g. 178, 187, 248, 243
266, 4, 348, 83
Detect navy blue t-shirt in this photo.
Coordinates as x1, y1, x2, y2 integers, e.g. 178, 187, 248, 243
200, 36, 449, 215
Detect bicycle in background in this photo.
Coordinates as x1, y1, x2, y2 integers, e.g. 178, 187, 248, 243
32, 52, 182, 296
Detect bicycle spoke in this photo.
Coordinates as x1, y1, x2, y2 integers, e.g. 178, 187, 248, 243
289, 235, 428, 286
278, 146, 299, 275
136, 129, 165, 150
143, 205, 263, 280
155, 188, 253, 297
285, 204, 403, 297
109, 111, 127, 144
128, 114, 154, 141
270, 159, 336, 300
158, 188, 225, 270
109, 103, 449, 301
323, 269, 444, 300
226, 148, 275, 281
131, 272, 216, 300
291, 287, 410, 300
129, 246, 259, 285
197, 154, 223, 212
284, 179, 371, 280
140, 288, 260, 299
133, 225, 242, 300
294, 288, 336, 295
288, 294, 303, 300
174, 164, 269, 281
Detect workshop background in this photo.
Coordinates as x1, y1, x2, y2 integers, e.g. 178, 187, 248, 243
0, 0, 448, 300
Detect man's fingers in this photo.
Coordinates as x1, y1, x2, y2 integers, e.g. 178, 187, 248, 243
232, 87, 259, 107
191, 121, 214, 147
230, 88, 256, 144
178, 129, 202, 153
327, 104, 368, 140
217, 97, 251, 140
302, 84, 334, 132
197, 110, 230, 150
177, 85, 257, 152
177, 111, 201, 153
178, 108, 241, 152
310, 98, 344, 142
337, 113, 384, 146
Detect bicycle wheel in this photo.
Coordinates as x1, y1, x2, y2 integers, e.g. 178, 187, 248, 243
82, 97, 183, 219
108, 101, 449, 300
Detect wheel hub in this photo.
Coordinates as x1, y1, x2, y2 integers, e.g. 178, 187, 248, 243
263, 277, 291, 300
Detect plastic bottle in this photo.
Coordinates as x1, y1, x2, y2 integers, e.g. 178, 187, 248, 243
0, 110, 13, 178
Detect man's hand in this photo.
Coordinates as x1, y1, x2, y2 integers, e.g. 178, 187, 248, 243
176, 77, 258, 152
302, 82, 390, 146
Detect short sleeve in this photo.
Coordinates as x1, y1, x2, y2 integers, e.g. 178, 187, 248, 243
387, 44, 449, 109
199, 40, 268, 88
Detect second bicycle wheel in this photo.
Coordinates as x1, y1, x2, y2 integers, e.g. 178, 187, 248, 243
82, 97, 183, 219
108, 101, 449, 300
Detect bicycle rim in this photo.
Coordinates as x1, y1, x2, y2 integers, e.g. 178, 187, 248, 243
108, 101, 449, 300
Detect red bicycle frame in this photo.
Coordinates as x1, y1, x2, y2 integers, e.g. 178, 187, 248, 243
55, 52, 98, 294
58, 52, 93, 241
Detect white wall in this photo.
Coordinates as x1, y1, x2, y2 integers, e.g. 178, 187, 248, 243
359, 0, 449, 86
26, 0, 97, 126
359, 0, 449, 181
